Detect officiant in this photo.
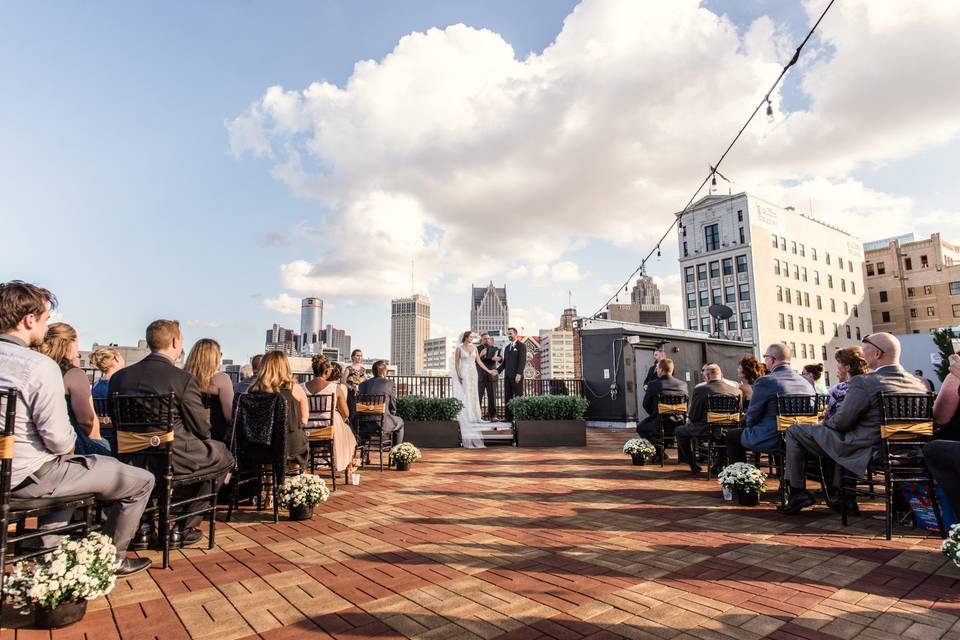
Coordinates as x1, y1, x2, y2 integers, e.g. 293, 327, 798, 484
477, 332, 500, 421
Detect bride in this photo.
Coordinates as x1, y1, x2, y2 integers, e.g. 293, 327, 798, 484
450, 331, 498, 448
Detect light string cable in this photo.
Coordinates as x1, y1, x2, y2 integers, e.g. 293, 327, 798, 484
591, 0, 836, 319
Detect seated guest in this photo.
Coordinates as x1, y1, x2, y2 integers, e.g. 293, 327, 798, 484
235, 354, 263, 395
184, 338, 234, 443
358, 360, 404, 446
0, 281, 153, 576
246, 351, 310, 471
301, 355, 358, 475
923, 439, 960, 516
802, 364, 828, 395
932, 363, 960, 441
726, 343, 811, 463
109, 320, 234, 547
780, 333, 928, 514
37, 322, 110, 456
915, 369, 936, 394
738, 355, 764, 413
676, 363, 739, 474
824, 347, 869, 421
637, 358, 688, 459
695, 362, 740, 391
90, 346, 125, 398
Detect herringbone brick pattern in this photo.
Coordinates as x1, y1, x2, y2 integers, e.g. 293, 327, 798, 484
2, 429, 958, 639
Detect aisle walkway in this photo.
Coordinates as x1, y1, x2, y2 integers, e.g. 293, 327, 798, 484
3, 429, 958, 639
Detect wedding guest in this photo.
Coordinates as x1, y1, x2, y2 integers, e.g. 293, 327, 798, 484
676, 363, 738, 474
109, 320, 234, 547
914, 369, 936, 394
933, 358, 960, 441
643, 349, 664, 388
824, 347, 869, 421
726, 343, 811, 463
235, 354, 263, 394
342, 349, 367, 425
738, 355, 764, 412
637, 358, 687, 460
247, 351, 310, 471
37, 322, 110, 456
302, 355, 358, 476
923, 439, 960, 516
497, 328, 527, 422
90, 346, 125, 398
358, 360, 404, 446
0, 280, 153, 576
780, 333, 928, 514
695, 362, 740, 391
802, 363, 828, 395
184, 339, 234, 443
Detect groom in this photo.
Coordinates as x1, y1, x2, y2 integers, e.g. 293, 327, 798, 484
498, 327, 527, 422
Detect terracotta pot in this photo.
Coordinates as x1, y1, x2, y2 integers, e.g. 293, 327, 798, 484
289, 504, 314, 521
35, 600, 87, 629
631, 453, 646, 466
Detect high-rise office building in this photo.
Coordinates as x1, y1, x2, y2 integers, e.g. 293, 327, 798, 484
677, 192, 871, 381
471, 283, 508, 336
391, 294, 430, 375
265, 323, 300, 356
539, 329, 575, 379
603, 271, 671, 326
423, 336, 453, 373
299, 297, 323, 354
322, 324, 352, 362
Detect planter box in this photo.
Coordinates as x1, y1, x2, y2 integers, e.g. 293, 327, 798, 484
514, 419, 587, 447
404, 420, 462, 448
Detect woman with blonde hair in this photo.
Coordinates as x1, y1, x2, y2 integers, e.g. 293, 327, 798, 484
248, 351, 309, 470
37, 322, 109, 455
184, 339, 234, 443
90, 346, 125, 398
303, 355, 359, 478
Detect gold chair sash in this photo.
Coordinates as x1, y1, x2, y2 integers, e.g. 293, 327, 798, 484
707, 411, 741, 424
307, 426, 333, 441
0, 435, 13, 460
357, 402, 385, 414
117, 430, 175, 454
881, 421, 934, 440
776, 415, 820, 431
658, 402, 687, 414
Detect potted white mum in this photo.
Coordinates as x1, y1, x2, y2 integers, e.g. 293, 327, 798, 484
390, 442, 422, 471
623, 438, 656, 465
942, 523, 960, 568
5, 532, 120, 628
717, 462, 767, 506
278, 474, 330, 520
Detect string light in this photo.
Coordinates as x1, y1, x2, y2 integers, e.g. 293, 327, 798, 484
591, 0, 835, 319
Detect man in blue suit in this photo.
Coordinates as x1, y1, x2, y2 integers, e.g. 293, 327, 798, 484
725, 343, 811, 463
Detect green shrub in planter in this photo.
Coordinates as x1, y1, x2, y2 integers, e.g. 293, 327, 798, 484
396, 396, 463, 422
508, 395, 588, 421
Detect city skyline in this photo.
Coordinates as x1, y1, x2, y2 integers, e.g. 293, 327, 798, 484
4, 1, 960, 362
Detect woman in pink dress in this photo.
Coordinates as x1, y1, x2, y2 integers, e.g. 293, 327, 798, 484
302, 355, 359, 478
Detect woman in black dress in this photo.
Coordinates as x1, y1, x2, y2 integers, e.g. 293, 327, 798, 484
184, 338, 234, 443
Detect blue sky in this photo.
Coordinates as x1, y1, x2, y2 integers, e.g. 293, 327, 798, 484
3, 1, 958, 362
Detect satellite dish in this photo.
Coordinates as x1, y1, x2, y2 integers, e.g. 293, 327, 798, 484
708, 304, 734, 338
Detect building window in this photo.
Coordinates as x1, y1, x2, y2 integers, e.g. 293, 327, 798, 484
687, 292, 696, 309
855, 327, 861, 339
791, 265, 798, 279
796, 289, 802, 305
921, 254, 929, 268
699, 290, 709, 307
838, 257, 844, 270
845, 325, 851, 339
779, 313, 785, 329
825, 252, 831, 265
953, 304, 960, 318
783, 261, 789, 278
773, 259, 780, 275
881, 311, 891, 323
804, 292, 810, 307
907, 287, 915, 297
741, 312, 752, 329
799, 316, 805, 333
843, 301, 849, 315
722, 258, 733, 275
779, 237, 786, 251
851, 281, 856, 295
739, 227, 745, 244
683, 241, 688, 257
712, 288, 722, 304
736, 255, 747, 273
866, 263, 875, 276
816, 295, 822, 310
688, 318, 697, 330
738, 283, 751, 300
684, 266, 694, 283
728, 314, 737, 331
811, 248, 817, 261
785, 289, 792, 304
800, 344, 807, 358
704, 224, 720, 252
848, 261, 854, 273
877, 261, 886, 275
904, 257, 913, 270
841, 279, 846, 292
814, 271, 820, 285
819, 320, 825, 335
927, 306, 936, 317
924, 285, 933, 295
799, 243, 805, 257
788, 315, 794, 330
701, 317, 711, 333
833, 323, 839, 337
697, 264, 707, 281
853, 304, 858, 318
830, 299, 836, 312
771, 234, 778, 248
791, 241, 797, 254
710, 261, 720, 278
725, 285, 735, 303
822, 346, 828, 360
737, 209, 743, 222
776, 286, 783, 302
951, 282, 960, 295
807, 318, 812, 333
828, 275, 833, 288
879, 291, 889, 302
802, 267, 808, 282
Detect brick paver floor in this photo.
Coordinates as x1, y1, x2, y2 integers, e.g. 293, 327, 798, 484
3, 428, 958, 639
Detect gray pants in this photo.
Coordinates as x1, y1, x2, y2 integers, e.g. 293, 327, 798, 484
785, 425, 846, 490
13, 454, 155, 555
675, 423, 709, 464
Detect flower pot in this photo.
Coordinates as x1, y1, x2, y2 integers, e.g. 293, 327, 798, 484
35, 600, 87, 629
289, 504, 314, 521
396, 461, 410, 471
722, 485, 733, 501
350, 473, 361, 485
736, 489, 759, 506
631, 453, 646, 466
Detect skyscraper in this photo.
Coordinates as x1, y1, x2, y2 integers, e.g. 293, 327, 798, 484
391, 294, 430, 375
604, 271, 671, 326
470, 282, 508, 336
322, 324, 352, 362
300, 297, 323, 354
265, 323, 300, 356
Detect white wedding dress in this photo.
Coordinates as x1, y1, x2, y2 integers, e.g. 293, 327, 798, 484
450, 345, 486, 448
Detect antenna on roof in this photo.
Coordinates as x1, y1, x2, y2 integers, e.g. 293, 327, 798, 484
410, 258, 414, 295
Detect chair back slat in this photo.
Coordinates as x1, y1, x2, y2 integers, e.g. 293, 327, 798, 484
879, 392, 934, 441
92, 397, 110, 419
0, 387, 18, 511
305, 393, 335, 441
776, 394, 818, 416
110, 393, 176, 458
657, 394, 688, 415
706, 394, 741, 425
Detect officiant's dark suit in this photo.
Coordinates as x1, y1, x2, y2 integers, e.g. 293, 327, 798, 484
497, 331, 527, 422
477, 335, 500, 421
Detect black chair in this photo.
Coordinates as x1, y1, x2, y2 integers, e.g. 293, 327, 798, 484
356, 394, 390, 471
697, 394, 741, 479
227, 392, 298, 524
110, 392, 227, 569
1, 387, 96, 600
304, 393, 340, 491
653, 394, 687, 467
773, 394, 827, 505
840, 392, 946, 540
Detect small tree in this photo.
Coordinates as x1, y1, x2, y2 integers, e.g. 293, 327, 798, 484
932, 328, 956, 382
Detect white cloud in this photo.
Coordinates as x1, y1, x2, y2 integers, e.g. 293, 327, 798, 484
185, 320, 222, 329
650, 273, 684, 329
263, 293, 301, 315
510, 306, 559, 335
229, 0, 960, 299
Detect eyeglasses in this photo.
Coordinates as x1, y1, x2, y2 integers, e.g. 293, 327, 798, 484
861, 336, 884, 356
762, 353, 774, 360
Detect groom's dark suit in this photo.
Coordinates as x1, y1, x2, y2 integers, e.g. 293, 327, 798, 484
498, 339, 527, 422
477, 342, 500, 421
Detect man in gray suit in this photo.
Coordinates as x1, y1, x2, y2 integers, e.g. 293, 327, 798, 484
357, 360, 404, 446
676, 363, 739, 474
780, 333, 928, 514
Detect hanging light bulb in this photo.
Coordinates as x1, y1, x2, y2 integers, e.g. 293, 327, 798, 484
711, 173, 717, 187
657, 245, 662, 258
765, 97, 774, 123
